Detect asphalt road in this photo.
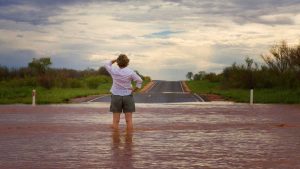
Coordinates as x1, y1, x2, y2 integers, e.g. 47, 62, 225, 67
91, 80, 203, 103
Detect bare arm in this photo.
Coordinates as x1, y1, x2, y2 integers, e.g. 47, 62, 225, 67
111, 59, 117, 64
131, 72, 143, 93
104, 59, 117, 74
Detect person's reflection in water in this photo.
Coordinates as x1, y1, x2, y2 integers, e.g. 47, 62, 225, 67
111, 129, 133, 169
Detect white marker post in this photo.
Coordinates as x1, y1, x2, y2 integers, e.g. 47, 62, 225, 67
250, 89, 253, 105
32, 89, 36, 106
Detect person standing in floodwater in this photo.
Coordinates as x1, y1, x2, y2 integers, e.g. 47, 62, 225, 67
104, 54, 143, 130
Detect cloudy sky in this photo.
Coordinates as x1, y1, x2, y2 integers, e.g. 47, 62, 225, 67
0, 0, 300, 80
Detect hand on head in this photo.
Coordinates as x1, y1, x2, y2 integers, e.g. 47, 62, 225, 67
112, 59, 117, 64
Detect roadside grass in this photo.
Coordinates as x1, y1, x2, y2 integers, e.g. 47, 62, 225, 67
0, 84, 111, 104
186, 80, 300, 104
0, 78, 151, 104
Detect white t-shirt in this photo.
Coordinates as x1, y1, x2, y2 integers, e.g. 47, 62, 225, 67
104, 60, 143, 96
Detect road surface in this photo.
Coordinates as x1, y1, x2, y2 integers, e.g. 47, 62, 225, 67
92, 80, 203, 103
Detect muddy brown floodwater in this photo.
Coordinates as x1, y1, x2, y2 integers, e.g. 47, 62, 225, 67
0, 103, 299, 169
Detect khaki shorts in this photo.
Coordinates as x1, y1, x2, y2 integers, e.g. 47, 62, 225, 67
110, 94, 135, 113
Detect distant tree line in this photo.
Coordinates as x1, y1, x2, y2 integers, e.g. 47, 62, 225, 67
0, 57, 111, 89
0, 57, 148, 89
0, 57, 149, 89
186, 40, 300, 89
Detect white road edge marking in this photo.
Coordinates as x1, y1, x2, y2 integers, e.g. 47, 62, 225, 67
193, 93, 205, 102
145, 81, 157, 93
87, 94, 110, 103
180, 81, 184, 93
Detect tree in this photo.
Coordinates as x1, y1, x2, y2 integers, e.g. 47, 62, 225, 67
98, 66, 110, 76
193, 71, 206, 80
261, 41, 291, 73
186, 72, 193, 80
221, 58, 259, 89
28, 57, 52, 75
290, 43, 300, 71
204, 72, 220, 82
0, 65, 9, 80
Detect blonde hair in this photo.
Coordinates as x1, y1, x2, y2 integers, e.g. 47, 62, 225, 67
117, 54, 129, 68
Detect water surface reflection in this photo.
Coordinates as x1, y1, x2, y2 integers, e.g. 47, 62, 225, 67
111, 129, 133, 169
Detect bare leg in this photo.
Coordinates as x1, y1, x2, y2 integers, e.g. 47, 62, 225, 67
112, 129, 121, 145
125, 112, 133, 130
112, 113, 121, 129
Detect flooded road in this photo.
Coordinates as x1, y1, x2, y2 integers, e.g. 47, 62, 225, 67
0, 103, 299, 168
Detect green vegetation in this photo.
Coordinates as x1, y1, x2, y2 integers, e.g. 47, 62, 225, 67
0, 77, 150, 104
0, 57, 150, 104
0, 75, 112, 104
0, 85, 110, 104
187, 80, 300, 103
186, 40, 300, 104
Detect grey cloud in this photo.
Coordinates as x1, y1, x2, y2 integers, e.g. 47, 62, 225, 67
210, 43, 267, 69
111, 34, 135, 40
157, 41, 177, 46
61, 42, 100, 51
130, 54, 148, 58
0, 49, 37, 68
144, 30, 183, 39
161, 0, 300, 26
0, 5, 62, 25
233, 0, 300, 9
234, 15, 294, 25
0, 19, 47, 32
16, 34, 23, 38
0, 46, 99, 70
1, 0, 298, 26
0, 0, 97, 25
78, 22, 88, 25
51, 54, 96, 70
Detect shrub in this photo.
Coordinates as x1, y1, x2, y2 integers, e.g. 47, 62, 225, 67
85, 76, 111, 89
53, 77, 69, 88
193, 71, 206, 81
28, 57, 52, 75
1, 78, 25, 87
144, 76, 151, 82
38, 75, 54, 89
204, 73, 221, 82
98, 66, 110, 76
24, 77, 38, 87
0, 65, 9, 80
68, 79, 83, 88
